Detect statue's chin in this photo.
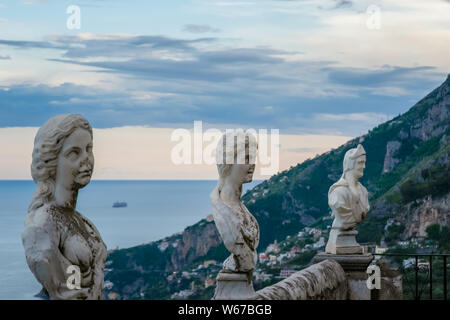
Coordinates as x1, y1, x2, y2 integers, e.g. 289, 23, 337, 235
75, 177, 91, 189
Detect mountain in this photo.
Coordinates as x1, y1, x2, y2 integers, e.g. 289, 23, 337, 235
104, 74, 450, 300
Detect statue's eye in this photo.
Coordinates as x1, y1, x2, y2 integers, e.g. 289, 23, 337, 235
66, 149, 80, 159
86, 145, 93, 153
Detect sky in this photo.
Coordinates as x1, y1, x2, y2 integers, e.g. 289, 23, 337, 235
0, 0, 449, 179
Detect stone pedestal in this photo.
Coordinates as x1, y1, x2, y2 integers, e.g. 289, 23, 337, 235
325, 229, 363, 254
314, 252, 373, 271
314, 252, 374, 300
374, 259, 403, 300
212, 271, 255, 300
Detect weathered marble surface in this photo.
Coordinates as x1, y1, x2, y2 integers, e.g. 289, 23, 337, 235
211, 130, 259, 299
374, 259, 403, 300
314, 252, 374, 271
210, 188, 259, 272
314, 252, 375, 300
252, 260, 347, 300
22, 114, 106, 300
213, 271, 255, 300
210, 130, 259, 273
325, 144, 370, 255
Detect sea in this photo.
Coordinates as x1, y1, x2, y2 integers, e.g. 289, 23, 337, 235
0, 180, 261, 300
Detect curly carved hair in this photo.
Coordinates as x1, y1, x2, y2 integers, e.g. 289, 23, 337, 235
29, 114, 92, 212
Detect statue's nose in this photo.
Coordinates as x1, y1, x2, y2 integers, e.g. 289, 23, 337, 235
79, 156, 92, 170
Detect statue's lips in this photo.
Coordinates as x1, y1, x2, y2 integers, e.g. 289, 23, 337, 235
78, 170, 92, 177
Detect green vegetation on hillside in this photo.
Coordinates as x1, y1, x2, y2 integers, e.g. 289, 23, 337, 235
104, 75, 450, 300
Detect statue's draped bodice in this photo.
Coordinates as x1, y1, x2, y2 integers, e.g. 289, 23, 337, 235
328, 178, 370, 230
210, 187, 259, 272
48, 205, 106, 295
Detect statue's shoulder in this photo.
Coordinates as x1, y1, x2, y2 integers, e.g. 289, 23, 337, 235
23, 204, 59, 243
24, 204, 53, 229
22, 204, 58, 255
328, 180, 352, 208
329, 183, 350, 197
330, 184, 348, 192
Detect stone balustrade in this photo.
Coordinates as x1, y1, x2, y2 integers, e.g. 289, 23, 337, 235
251, 259, 347, 300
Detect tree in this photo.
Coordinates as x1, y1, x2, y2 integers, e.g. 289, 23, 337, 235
426, 224, 441, 242
426, 224, 450, 250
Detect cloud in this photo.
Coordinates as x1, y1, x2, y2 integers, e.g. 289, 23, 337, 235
46, 46, 292, 85
0, 76, 439, 138
0, 33, 446, 136
1, 33, 439, 94
0, 39, 69, 50
0, 55, 11, 60
316, 0, 353, 10
315, 112, 392, 123
333, 0, 353, 9
326, 65, 437, 88
183, 24, 221, 33
0, 34, 217, 59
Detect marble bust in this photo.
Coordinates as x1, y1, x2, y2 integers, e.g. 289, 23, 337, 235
22, 114, 107, 300
210, 130, 260, 274
325, 144, 370, 255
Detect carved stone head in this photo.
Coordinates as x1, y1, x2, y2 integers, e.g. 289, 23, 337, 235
29, 114, 93, 211
343, 144, 366, 180
216, 130, 258, 186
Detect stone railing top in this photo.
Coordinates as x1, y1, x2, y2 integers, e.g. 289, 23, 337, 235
251, 259, 347, 300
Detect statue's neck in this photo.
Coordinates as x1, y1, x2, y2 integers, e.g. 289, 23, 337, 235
219, 179, 242, 210
344, 172, 359, 189
54, 184, 78, 210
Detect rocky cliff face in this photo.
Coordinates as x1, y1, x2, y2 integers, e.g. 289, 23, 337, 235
400, 193, 449, 239
410, 85, 449, 141
373, 131, 450, 240
104, 218, 226, 299
169, 217, 222, 271
105, 74, 450, 299
383, 141, 402, 173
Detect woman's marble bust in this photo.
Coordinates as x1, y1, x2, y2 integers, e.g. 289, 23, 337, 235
210, 130, 259, 273
325, 144, 370, 254
22, 114, 106, 300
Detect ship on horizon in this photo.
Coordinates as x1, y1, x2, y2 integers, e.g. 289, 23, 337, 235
113, 201, 127, 208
